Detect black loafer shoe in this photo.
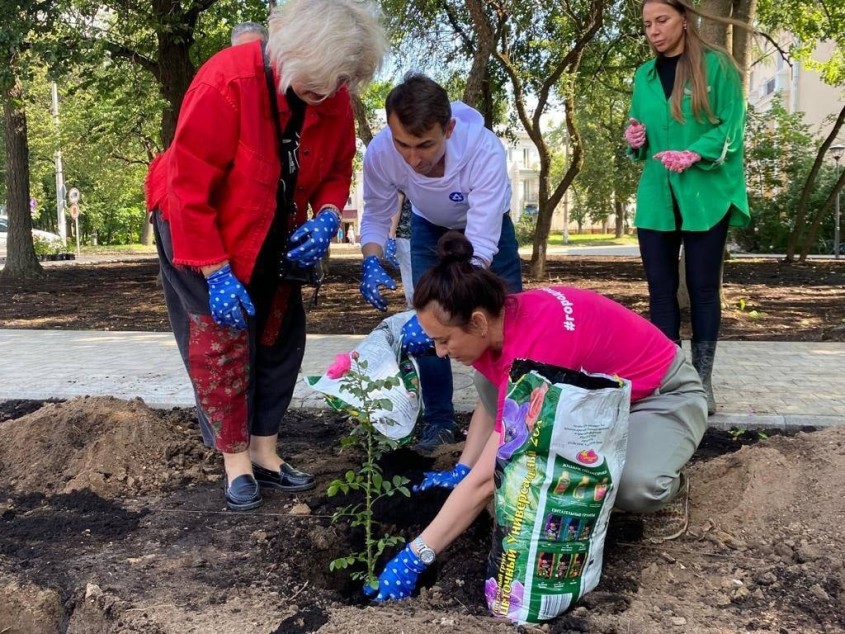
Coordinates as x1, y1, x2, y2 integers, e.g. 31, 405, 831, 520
224, 474, 263, 511
252, 462, 316, 492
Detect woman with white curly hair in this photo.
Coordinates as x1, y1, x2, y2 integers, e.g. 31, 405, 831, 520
146, 0, 388, 511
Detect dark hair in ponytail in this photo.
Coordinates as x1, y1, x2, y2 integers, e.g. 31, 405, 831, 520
413, 231, 507, 327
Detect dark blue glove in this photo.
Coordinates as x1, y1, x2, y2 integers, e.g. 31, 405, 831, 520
384, 238, 400, 268
360, 255, 397, 311
400, 314, 434, 356
363, 543, 428, 602
206, 264, 256, 330
413, 463, 471, 492
286, 208, 340, 266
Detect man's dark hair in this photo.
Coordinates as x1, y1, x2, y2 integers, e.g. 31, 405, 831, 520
385, 72, 452, 136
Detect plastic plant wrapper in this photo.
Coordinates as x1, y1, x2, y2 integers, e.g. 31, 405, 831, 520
486, 359, 631, 624
305, 310, 421, 442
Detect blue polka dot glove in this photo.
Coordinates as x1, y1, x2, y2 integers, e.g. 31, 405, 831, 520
363, 543, 428, 602
400, 314, 434, 356
286, 208, 340, 266
205, 264, 256, 330
413, 463, 471, 492
360, 255, 397, 312
384, 238, 400, 269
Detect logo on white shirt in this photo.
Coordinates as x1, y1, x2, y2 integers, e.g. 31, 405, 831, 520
449, 192, 465, 202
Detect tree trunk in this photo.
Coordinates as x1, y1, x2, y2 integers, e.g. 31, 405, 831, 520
463, 0, 495, 117
156, 40, 195, 148
153, 0, 198, 148
531, 90, 583, 278
1, 76, 44, 280
140, 213, 154, 245
679, 0, 756, 313
786, 103, 845, 261
731, 0, 756, 95
614, 196, 624, 238
351, 93, 373, 146
698, 0, 732, 49
798, 166, 845, 261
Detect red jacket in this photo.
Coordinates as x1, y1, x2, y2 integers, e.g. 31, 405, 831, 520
145, 41, 355, 283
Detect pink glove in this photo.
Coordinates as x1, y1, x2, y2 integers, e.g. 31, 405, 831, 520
654, 150, 701, 173
624, 119, 646, 149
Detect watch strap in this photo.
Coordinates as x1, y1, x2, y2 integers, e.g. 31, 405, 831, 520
413, 536, 435, 564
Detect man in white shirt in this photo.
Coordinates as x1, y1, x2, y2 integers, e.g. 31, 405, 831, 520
359, 72, 522, 454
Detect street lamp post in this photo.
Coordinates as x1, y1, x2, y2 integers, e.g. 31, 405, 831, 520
831, 144, 845, 260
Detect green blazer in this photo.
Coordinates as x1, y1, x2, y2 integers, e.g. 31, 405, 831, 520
628, 49, 750, 231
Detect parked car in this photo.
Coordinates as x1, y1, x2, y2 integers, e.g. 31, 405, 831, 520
0, 216, 64, 258
821, 239, 845, 255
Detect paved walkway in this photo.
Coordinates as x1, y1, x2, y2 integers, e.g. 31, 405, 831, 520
0, 329, 842, 430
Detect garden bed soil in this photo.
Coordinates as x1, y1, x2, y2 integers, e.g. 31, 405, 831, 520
1, 397, 843, 634
0, 255, 843, 341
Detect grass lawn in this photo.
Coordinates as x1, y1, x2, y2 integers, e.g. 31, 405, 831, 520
546, 233, 638, 247
81, 244, 158, 256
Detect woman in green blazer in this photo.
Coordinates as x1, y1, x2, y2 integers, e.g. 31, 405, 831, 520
626, 0, 750, 415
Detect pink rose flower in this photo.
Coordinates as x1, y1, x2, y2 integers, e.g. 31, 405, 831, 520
326, 353, 352, 379
525, 383, 549, 429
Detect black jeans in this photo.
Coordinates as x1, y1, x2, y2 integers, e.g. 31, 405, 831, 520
637, 209, 730, 343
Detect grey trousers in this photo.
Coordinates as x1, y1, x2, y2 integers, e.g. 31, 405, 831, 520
474, 348, 707, 513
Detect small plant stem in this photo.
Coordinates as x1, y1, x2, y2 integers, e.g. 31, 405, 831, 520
364, 413, 375, 579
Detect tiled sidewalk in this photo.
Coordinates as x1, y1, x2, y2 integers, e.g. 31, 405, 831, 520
0, 330, 842, 429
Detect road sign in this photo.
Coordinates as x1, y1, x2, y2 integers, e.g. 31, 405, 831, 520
68, 187, 80, 204
69, 203, 80, 220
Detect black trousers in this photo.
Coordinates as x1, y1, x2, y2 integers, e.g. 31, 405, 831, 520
637, 206, 731, 343
153, 211, 306, 453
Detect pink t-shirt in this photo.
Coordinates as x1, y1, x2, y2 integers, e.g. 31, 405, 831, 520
473, 287, 678, 433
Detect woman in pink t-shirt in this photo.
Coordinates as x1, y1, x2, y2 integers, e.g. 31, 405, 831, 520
366, 231, 707, 603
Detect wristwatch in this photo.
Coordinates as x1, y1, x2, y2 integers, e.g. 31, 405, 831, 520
319, 205, 342, 224
413, 536, 436, 565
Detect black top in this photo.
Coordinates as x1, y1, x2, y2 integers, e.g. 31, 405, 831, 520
656, 54, 681, 100
279, 87, 306, 203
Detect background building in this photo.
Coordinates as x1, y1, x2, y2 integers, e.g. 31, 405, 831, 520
748, 37, 843, 140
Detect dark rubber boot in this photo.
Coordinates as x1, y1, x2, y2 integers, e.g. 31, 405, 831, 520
692, 340, 717, 416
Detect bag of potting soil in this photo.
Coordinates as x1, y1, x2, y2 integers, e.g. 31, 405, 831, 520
485, 359, 630, 624
305, 310, 420, 443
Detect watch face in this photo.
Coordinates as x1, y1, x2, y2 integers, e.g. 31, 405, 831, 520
419, 547, 435, 565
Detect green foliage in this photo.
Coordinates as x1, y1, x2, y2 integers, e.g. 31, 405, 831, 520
514, 212, 537, 246
326, 354, 411, 589
32, 234, 61, 256
757, 0, 845, 86
24, 66, 154, 243
567, 77, 642, 233
736, 102, 837, 253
